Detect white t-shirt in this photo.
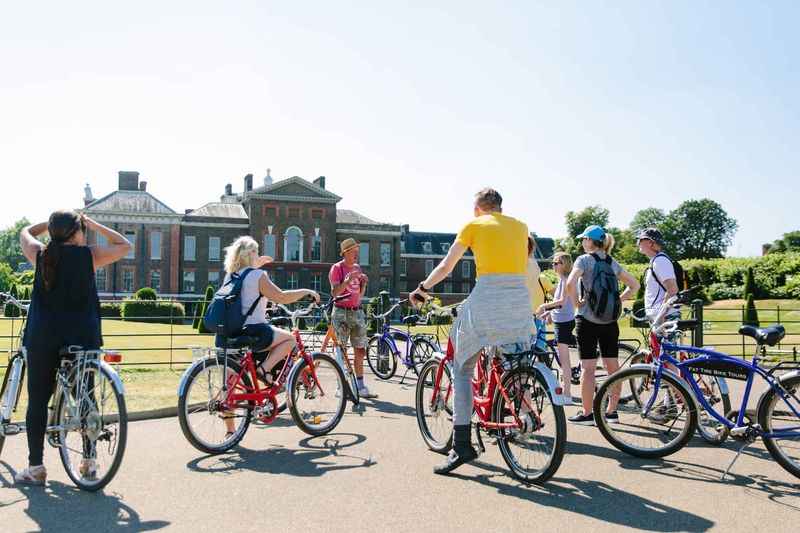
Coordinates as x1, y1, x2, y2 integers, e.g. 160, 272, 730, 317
238, 268, 269, 326
645, 254, 676, 319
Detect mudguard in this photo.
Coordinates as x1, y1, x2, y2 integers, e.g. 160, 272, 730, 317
533, 362, 568, 406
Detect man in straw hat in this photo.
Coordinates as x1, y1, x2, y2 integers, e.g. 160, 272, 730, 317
329, 237, 376, 398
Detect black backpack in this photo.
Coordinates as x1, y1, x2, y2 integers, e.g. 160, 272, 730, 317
586, 253, 621, 322
202, 268, 262, 336
648, 252, 686, 292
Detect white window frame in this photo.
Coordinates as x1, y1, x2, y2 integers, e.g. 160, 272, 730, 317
422, 242, 432, 254
287, 271, 299, 290
95, 267, 107, 291
462, 260, 471, 278
184, 235, 196, 261
441, 243, 450, 253
311, 273, 322, 292
400, 258, 407, 277
209, 236, 221, 262
122, 269, 134, 292
183, 271, 195, 293
150, 231, 162, 260
284, 226, 304, 263
380, 242, 392, 267
264, 233, 276, 259
311, 235, 322, 263
208, 271, 220, 287
150, 270, 161, 292
125, 232, 136, 259
359, 242, 370, 266
425, 259, 434, 276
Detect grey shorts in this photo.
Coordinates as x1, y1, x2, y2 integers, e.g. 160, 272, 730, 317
331, 307, 368, 350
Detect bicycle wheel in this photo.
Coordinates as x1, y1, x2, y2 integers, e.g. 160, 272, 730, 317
625, 352, 650, 406
55, 362, 127, 491
178, 357, 253, 455
594, 367, 697, 458
758, 374, 800, 479
415, 358, 453, 454
691, 375, 730, 445
493, 366, 566, 484
616, 343, 640, 403
410, 337, 438, 376
366, 335, 397, 380
289, 353, 347, 436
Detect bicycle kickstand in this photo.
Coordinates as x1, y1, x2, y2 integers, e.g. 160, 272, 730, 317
399, 367, 410, 386
721, 441, 748, 481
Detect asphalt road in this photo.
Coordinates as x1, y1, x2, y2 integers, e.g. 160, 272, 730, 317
1, 373, 798, 533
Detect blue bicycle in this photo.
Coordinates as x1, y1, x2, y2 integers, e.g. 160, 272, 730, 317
593, 288, 800, 480
366, 299, 440, 383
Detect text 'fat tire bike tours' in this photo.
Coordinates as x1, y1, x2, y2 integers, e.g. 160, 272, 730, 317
593, 287, 800, 480
177, 296, 350, 455
415, 304, 567, 484
0, 292, 127, 491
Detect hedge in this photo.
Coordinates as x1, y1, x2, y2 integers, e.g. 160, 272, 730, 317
120, 300, 186, 323
100, 302, 122, 317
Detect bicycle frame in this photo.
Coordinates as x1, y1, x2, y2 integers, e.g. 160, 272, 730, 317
649, 342, 800, 439
376, 320, 416, 368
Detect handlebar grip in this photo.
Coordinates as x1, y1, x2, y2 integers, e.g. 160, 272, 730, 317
411, 293, 426, 303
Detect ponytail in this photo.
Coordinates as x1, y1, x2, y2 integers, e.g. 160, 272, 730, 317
603, 233, 615, 255
41, 210, 83, 291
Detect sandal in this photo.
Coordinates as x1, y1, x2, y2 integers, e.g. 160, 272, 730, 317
79, 459, 98, 480
14, 465, 47, 486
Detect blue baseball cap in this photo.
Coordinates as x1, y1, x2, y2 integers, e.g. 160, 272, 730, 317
577, 225, 606, 241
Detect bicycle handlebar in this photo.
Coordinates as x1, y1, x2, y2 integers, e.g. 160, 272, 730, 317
0, 292, 28, 312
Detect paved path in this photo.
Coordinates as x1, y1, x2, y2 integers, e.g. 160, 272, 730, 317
1, 374, 798, 533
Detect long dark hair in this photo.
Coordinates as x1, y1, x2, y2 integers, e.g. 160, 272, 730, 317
41, 210, 85, 291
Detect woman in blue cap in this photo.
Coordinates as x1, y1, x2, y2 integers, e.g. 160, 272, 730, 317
563, 225, 639, 425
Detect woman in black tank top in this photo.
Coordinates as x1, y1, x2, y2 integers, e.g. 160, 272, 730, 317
14, 210, 131, 486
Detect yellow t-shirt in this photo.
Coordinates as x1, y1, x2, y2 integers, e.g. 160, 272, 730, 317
455, 213, 529, 277
525, 257, 554, 309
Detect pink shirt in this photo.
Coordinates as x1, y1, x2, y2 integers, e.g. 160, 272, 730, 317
329, 261, 365, 308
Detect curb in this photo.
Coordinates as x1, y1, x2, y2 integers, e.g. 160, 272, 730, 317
128, 406, 178, 422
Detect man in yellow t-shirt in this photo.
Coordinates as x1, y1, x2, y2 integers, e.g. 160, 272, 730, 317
409, 188, 533, 476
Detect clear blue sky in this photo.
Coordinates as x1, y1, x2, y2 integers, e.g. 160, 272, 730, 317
1, 1, 797, 256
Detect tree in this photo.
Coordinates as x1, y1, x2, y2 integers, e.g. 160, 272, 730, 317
0, 263, 14, 292
630, 208, 667, 234
0, 218, 31, 271
197, 285, 215, 333
766, 230, 800, 254
743, 294, 759, 327
135, 287, 158, 301
743, 266, 756, 300
663, 199, 738, 259
4, 283, 21, 318
608, 227, 644, 264
563, 206, 610, 257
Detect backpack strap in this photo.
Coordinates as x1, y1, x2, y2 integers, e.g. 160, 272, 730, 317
648, 253, 669, 291
238, 268, 263, 320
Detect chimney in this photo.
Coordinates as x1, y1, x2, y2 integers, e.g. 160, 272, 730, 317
313, 176, 326, 189
139, 181, 147, 192
83, 183, 94, 206
185, 209, 194, 214
264, 168, 273, 187
118, 171, 139, 191
244, 174, 253, 192
225, 183, 232, 196
400, 224, 409, 235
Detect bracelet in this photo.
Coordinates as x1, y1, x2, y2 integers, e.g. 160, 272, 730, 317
418, 282, 430, 293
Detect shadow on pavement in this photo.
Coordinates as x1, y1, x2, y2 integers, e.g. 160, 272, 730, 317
185, 432, 375, 477
0, 462, 170, 533
450, 460, 715, 532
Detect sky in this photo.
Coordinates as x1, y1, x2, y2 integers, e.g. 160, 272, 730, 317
1, 1, 797, 256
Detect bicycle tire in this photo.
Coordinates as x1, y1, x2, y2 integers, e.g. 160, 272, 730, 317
55, 362, 127, 491
0, 357, 15, 458
615, 343, 639, 403
594, 366, 697, 459
178, 357, 253, 455
410, 337, 438, 376
366, 335, 397, 380
415, 358, 453, 454
493, 366, 566, 484
758, 374, 800, 479
288, 353, 347, 436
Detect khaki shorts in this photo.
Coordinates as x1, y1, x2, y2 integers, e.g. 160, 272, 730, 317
331, 307, 368, 350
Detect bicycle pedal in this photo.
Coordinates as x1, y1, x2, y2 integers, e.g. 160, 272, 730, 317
2, 423, 22, 436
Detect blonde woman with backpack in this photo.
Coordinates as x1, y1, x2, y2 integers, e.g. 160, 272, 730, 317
564, 226, 639, 425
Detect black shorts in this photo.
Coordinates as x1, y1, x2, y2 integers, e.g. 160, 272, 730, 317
553, 320, 576, 346
215, 323, 275, 359
575, 316, 619, 360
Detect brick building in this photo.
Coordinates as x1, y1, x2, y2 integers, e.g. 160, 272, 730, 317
82, 170, 552, 303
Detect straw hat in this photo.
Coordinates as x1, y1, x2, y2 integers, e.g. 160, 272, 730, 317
340, 238, 359, 256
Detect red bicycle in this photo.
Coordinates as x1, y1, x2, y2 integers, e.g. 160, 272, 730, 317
415, 338, 567, 483
178, 302, 347, 454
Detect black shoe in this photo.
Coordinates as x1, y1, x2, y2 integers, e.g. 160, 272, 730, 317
568, 412, 595, 426
433, 446, 479, 475
605, 411, 620, 424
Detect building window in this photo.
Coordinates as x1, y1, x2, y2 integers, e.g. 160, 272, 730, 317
399, 280, 407, 293
462, 260, 471, 278
183, 271, 195, 293
425, 259, 434, 276
285, 227, 303, 262
311, 235, 322, 262
263, 206, 278, 218
380, 276, 391, 292
462, 282, 470, 294
359, 243, 370, 266
264, 234, 276, 259
400, 240, 405, 253
287, 272, 298, 290
288, 207, 301, 218
184, 235, 196, 261
441, 243, 450, 254
150, 231, 162, 260
311, 208, 324, 219
380, 243, 391, 267
150, 270, 161, 292
209, 237, 221, 262
208, 271, 220, 288
125, 232, 136, 259
95, 268, 107, 291
122, 269, 134, 292
444, 282, 453, 294
400, 258, 407, 277
311, 273, 322, 292
422, 242, 432, 254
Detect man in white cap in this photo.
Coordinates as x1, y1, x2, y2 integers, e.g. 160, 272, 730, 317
329, 238, 376, 398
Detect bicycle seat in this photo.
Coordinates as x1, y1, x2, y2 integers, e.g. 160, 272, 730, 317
223, 335, 259, 349
738, 325, 785, 347
402, 315, 420, 326
58, 346, 83, 358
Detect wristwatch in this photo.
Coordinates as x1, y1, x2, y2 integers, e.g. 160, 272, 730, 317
418, 282, 430, 293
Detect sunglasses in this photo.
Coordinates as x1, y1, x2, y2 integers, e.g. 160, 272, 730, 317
553, 261, 563, 266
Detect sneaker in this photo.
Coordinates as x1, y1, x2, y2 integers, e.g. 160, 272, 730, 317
605, 411, 620, 424
357, 385, 378, 399
79, 459, 98, 480
14, 465, 47, 486
568, 411, 595, 426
